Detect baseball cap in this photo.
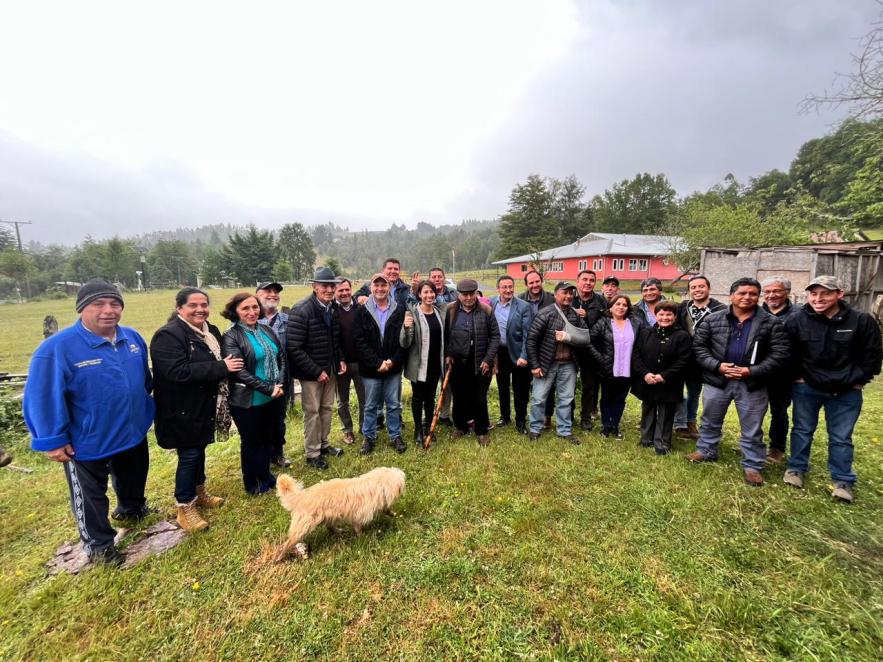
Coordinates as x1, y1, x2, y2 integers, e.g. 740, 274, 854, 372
554, 281, 577, 292
256, 281, 283, 292
805, 275, 842, 291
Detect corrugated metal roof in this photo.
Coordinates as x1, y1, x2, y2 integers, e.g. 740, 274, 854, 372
492, 232, 683, 265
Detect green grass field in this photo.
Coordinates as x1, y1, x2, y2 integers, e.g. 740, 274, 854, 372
1, 289, 881, 660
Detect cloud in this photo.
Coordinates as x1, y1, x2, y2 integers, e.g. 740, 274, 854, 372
0, 0, 878, 243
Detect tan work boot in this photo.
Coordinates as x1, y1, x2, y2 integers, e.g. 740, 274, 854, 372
687, 422, 700, 440
195, 484, 224, 508
176, 499, 209, 532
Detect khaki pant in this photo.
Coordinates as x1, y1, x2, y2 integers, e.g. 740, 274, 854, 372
301, 376, 337, 459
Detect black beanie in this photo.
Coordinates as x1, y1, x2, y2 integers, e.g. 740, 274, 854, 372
75, 279, 124, 313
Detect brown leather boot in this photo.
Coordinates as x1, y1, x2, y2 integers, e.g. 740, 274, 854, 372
687, 421, 700, 439
195, 484, 224, 508
176, 499, 209, 532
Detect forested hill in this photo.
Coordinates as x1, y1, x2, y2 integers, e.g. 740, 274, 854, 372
313, 220, 500, 275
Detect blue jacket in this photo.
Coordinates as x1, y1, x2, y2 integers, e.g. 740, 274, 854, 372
490, 295, 531, 364
24, 320, 155, 461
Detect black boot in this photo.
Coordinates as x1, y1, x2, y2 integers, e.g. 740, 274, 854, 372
414, 425, 425, 446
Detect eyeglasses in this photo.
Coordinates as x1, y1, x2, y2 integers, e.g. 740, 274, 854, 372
733, 321, 746, 339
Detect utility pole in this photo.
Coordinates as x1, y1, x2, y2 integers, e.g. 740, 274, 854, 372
0, 219, 32, 251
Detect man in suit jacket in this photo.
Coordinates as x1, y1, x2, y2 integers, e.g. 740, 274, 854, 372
491, 275, 532, 434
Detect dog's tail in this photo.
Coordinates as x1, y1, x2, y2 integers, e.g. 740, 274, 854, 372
276, 474, 304, 504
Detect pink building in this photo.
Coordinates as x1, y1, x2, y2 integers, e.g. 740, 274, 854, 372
493, 232, 684, 283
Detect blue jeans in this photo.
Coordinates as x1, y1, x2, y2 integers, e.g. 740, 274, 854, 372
674, 379, 703, 428
174, 446, 206, 503
788, 382, 862, 484
696, 381, 768, 471
362, 373, 403, 440
529, 361, 577, 435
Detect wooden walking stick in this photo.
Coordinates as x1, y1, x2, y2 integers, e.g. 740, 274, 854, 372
424, 364, 453, 449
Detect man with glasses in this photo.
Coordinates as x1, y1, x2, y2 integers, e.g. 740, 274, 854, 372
256, 281, 292, 467
686, 278, 789, 486
760, 277, 801, 464
674, 275, 726, 440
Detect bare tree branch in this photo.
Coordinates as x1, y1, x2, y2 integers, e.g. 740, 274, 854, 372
802, 2, 883, 119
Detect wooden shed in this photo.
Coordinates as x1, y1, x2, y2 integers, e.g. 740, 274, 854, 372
699, 241, 883, 317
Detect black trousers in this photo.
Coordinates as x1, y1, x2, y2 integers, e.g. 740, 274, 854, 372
411, 371, 440, 430
231, 399, 283, 495
62, 438, 149, 556
640, 401, 678, 451
495, 345, 531, 424
767, 382, 793, 453
450, 359, 492, 435
576, 351, 600, 421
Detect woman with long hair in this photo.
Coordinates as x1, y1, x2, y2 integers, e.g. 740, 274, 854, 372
400, 280, 446, 446
150, 288, 243, 532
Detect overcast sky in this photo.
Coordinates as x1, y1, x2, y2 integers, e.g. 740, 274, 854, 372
0, 0, 877, 245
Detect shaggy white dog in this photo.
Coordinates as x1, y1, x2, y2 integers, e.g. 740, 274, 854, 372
274, 467, 406, 561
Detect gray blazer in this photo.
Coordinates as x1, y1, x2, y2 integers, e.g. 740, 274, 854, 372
399, 302, 446, 382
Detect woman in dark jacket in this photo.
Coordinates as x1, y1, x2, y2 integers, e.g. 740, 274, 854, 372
588, 295, 641, 439
221, 293, 287, 495
631, 300, 692, 455
150, 288, 243, 532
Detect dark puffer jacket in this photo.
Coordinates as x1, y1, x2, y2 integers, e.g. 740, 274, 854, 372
354, 299, 407, 379
631, 325, 693, 403
150, 317, 229, 449
222, 324, 287, 408
785, 302, 882, 393
286, 294, 341, 380
588, 315, 643, 378
692, 306, 789, 391
527, 304, 587, 373
444, 302, 500, 374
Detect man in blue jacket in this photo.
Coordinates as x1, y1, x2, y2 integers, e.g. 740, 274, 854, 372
783, 276, 882, 503
491, 275, 532, 434
23, 280, 155, 566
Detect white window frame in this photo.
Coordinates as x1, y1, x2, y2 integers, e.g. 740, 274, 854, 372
577, 259, 587, 271
638, 258, 649, 271
548, 261, 564, 273
612, 258, 624, 271
592, 258, 604, 271
629, 259, 638, 271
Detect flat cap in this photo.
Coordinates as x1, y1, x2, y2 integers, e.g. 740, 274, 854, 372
456, 278, 479, 292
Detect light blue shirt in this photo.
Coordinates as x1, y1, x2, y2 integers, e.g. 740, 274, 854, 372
375, 302, 391, 339
494, 300, 511, 346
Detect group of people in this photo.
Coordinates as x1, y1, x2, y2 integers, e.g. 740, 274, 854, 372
21, 259, 882, 566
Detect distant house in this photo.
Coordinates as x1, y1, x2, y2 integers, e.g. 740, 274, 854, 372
492, 232, 684, 283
